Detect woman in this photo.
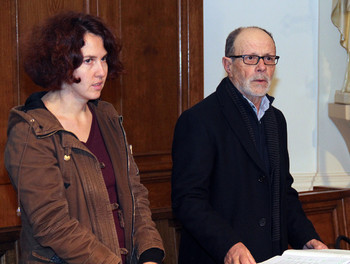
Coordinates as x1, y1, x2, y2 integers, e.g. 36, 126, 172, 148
5, 11, 164, 264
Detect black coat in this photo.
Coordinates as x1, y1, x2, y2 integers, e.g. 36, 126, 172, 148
171, 77, 320, 263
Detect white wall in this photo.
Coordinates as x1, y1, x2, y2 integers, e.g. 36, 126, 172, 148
317, 1, 350, 187
203, 0, 350, 191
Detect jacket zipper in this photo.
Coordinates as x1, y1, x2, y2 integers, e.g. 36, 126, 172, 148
118, 116, 136, 261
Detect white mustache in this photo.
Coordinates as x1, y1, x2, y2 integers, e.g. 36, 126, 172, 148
250, 75, 270, 82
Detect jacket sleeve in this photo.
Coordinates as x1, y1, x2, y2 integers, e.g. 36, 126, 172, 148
127, 146, 165, 260
276, 110, 321, 248
171, 110, 240, 262
285, 174, 321, 248
5, 120, 120, 264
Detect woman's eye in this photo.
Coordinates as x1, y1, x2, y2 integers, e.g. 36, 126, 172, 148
101, 56, 107, 62
84, 58, 92, 64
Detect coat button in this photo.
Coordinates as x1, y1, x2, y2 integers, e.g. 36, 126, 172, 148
258, 175, 266, 182
259, 218, 266, 227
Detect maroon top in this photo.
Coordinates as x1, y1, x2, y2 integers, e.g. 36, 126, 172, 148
83, 107, 126, 263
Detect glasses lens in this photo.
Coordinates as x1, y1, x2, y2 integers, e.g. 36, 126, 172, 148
243, 55, 259, 65
263, 56, 277, 65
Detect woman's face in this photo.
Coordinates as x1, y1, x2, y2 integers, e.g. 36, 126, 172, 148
64, 32, 108, 102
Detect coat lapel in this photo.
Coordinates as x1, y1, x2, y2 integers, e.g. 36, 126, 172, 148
216, 78, 269, 176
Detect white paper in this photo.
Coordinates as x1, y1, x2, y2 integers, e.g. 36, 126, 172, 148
259, 249, 350, 264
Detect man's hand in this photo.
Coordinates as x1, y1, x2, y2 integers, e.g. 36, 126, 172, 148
224, 242, 256, 264
303, 239, 328, 249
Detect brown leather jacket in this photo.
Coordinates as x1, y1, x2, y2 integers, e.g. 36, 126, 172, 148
5, 93, 164, 264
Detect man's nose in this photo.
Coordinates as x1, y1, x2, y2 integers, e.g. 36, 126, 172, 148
256, 57, 267, 71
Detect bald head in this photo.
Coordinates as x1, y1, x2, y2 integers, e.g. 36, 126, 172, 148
225, 26, 276, 57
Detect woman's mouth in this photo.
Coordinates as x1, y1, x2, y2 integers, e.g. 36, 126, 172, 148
92, 81, 104, 90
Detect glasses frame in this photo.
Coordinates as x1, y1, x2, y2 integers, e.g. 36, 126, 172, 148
229, 55, 280, 65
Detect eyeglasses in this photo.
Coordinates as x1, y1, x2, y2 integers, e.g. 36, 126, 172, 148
229, 55, 280, 65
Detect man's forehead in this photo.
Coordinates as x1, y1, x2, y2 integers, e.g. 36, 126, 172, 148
234, 28, 276, 53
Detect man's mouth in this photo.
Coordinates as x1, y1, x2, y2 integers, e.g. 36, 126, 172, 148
252, 76, 269, 84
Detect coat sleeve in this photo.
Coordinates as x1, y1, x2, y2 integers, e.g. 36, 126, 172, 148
5, 120, 120, 264
285, 174, 321, 248
171, 110, 240, 262
276, 110, 321, 248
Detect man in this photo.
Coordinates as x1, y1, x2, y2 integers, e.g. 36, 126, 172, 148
171, 27, 327, 264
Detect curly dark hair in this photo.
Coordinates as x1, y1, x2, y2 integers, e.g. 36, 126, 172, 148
23, 11, 123, 90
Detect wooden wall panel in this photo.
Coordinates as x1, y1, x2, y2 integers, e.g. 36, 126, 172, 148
0, 0, 20, 229
118, 0, 179, 154
143, 175, 172, 209
0, 0, 17, 185
0, 185, 20, 228
92, 0, 123, 113
17, 0, 87, 103
180, 0, 204, 110
300, 187, 350, 249
98, 0, 203, 211
303, 200, 341, 248
99, 0, 182, 190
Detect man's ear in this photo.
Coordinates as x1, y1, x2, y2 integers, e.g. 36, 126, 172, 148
222, 57, 232, 74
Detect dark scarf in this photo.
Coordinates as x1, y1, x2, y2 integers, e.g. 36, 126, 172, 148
224, 78, 281, 254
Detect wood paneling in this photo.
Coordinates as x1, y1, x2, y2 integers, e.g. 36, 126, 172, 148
0, 0, 17, 186
97, 0, 203, 211
0, 185, 20, 228
17, 0, 87, 103
0, 226, 20, 263
299, 186, 350, 249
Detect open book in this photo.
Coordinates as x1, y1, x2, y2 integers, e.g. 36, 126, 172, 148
259, 249, 350, 264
